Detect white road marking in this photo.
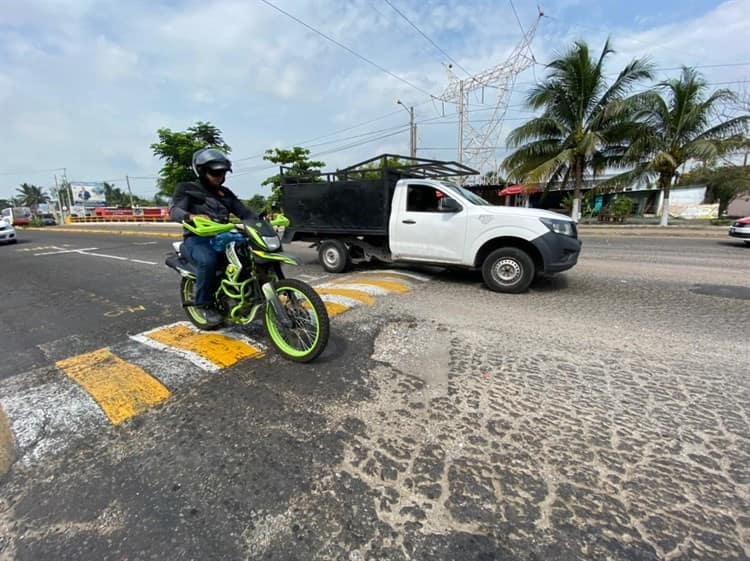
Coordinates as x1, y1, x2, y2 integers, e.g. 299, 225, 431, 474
0, 367, 109, 467
33, 246, 158, 265
34, 247, 99, 256
315, 282, 392, 295
318, 294, 365, 308
129, 321, 267, 373
86, 252, 128, 261
130, 333, 221, 372
356, 269, 432, 281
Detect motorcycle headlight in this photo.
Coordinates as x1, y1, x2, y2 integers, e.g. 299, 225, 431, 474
540, 218, 576, 237
262, 235, 281, 251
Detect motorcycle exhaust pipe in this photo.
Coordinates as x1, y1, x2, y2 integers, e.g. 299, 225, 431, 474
262, 282, 293, 327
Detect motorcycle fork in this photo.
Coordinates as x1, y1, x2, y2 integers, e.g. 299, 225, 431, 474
252, 261, 293, 328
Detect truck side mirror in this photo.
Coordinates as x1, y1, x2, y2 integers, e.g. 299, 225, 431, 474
439, 198, 461, 212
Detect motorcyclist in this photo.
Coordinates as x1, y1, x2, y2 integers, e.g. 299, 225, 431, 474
169, 147, 259, 323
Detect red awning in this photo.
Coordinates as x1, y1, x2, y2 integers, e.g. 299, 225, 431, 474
498, 184, 539, 196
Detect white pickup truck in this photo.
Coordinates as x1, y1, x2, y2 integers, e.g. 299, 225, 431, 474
280, 155, 582, 293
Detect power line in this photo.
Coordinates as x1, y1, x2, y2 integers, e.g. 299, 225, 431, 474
382, 0, 472, 76
259, 0, 435, 98
232, 127, 410, 177
544, 13, 729, 66
489, 62, 750, 89
508, 0, 526, 37
232, 124, 409, 173
0, 167, 65, 176
234, 108, 408, 163
232, 96, 440, 163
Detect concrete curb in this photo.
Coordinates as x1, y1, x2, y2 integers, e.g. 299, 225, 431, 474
24, 226, 181, 238
0, 407, 15, 478
578, 228, 729, 238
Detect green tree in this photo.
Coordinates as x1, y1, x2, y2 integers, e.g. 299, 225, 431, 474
16, 183, 51, 212
245, 194, 268, 212
502, 39, 653, 221
679, 164, 750, 217
262, 147, 325, 208
345, 155, 409, 179
102, 182, 132, 207
614, 68, 749, 226
483, 169, 506, 185
151, 121, 231, 197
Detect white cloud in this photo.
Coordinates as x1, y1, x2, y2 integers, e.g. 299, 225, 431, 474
0, 0, 748, 200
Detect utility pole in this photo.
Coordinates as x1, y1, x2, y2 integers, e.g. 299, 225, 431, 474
62, 167, 75, 216
396, 100, 417, 159
409, 106, 416, 159
125, 175, 135, 209
54, 174, 66, 223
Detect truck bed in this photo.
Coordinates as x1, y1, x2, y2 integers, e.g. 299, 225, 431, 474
282, 179, 394, 237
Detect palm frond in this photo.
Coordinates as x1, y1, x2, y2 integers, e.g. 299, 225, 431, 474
522, 148, 576, 183
506, 117, 565, 147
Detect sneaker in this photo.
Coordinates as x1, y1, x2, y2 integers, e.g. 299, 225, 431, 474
200, 306, 223, 324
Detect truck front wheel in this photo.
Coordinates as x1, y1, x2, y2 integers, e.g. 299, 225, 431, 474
482, 248, 535, 293
319, 240, 350, 273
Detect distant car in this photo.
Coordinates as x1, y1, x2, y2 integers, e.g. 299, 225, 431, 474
0, 217, 17, 244
729, 216, 750, 246
39, 213, 57, 226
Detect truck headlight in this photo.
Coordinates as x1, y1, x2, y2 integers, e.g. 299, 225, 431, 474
540, 218, 576, 237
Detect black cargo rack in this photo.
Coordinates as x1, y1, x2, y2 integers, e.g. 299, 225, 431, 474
280, 154, 478, 185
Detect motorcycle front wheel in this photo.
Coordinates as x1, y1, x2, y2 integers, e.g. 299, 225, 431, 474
180, 277, 223, 331
263, 278, 329, 363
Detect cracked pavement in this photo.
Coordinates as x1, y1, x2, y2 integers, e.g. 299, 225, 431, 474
0, 236, 748, 561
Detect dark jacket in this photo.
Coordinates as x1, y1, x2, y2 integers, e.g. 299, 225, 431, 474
169, 181, 258, 235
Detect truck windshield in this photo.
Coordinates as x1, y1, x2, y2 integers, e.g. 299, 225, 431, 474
439, 182, 491, 206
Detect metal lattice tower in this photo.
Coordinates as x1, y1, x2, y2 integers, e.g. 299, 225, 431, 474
440, 9, 543, 182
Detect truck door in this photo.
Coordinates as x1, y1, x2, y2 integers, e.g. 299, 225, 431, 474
390, 183, 467, 262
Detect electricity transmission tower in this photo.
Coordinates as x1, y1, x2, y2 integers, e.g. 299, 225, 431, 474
440, 9, 543, 182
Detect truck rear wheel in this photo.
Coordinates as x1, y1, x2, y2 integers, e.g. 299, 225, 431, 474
319, 240, 350, 273
482, 247, 534, 293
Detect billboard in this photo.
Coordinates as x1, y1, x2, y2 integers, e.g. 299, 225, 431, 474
71, 181, 106, 206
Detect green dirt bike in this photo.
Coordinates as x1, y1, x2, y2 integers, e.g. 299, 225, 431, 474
165, 215, 329, 363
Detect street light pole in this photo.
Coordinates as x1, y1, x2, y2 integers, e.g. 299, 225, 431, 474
396, 100, 416, 159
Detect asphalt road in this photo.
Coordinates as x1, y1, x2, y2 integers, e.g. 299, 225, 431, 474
0, 228, 748, 561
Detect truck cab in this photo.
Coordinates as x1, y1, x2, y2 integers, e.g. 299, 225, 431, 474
388, 179, 581, 292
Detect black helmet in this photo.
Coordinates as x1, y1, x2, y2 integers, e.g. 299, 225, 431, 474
192, 147, 232, 177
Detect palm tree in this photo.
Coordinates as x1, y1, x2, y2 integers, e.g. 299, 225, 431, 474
503, 39, 653, 221
16, 183, 51, 213
611, 67, 749, 226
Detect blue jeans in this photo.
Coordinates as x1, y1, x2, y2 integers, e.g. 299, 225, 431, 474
183, 235, 219, 307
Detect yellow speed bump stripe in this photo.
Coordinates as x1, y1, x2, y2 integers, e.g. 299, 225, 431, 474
133, 322, 264, 371
331, 277, 411, 293
57, 349, 171, 425
357, 270, 430, 283
315, 287, 376, 306
322, 301, 349, 318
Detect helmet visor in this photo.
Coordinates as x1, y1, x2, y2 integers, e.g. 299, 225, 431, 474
206, 162, 232, 172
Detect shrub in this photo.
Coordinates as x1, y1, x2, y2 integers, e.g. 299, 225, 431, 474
609, 196, 634, 220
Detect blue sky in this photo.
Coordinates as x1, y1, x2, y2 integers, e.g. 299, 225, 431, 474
1, 0, 748, 202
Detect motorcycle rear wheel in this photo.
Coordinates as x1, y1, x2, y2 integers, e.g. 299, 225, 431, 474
180, 277, 223, 330
263, 278, 329, 363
